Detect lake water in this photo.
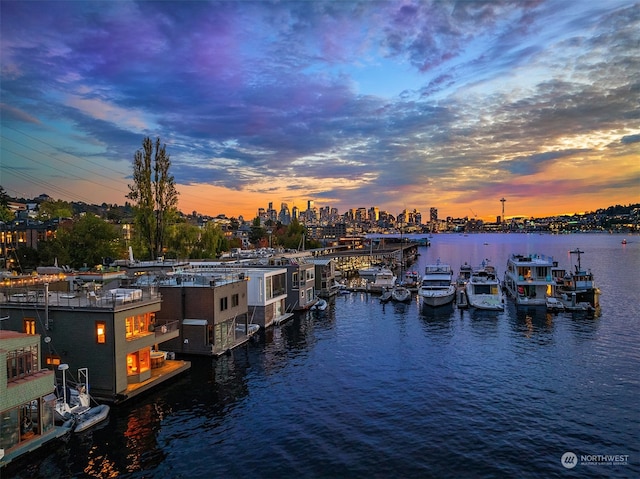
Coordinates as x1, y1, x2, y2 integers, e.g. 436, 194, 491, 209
5, 233, 639, 478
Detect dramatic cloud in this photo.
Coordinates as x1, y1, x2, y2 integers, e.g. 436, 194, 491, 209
1, 0, 638, 218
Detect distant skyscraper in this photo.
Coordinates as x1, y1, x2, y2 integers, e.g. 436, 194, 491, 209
430, 207, 438, 232
278, 202, 291, 225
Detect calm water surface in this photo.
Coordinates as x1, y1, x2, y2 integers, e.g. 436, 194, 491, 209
6, 233, 639, 479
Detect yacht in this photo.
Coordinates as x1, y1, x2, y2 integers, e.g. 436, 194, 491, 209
551, 248, 600, 312
465, 262, 504, 311
358, 265, 394, 283
503, 253, 557, 306
418, 261, 455, 307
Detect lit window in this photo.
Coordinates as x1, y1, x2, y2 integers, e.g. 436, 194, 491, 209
96, 321, 106, 344
46, 355, 61, 366
24, 318, 36, 335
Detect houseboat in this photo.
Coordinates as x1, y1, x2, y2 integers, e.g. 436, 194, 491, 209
0, 331, 72, 467
503, 253, 557, 307
0, 276, 190, 405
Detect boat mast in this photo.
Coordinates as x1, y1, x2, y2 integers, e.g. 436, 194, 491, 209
569, 248, 584, 272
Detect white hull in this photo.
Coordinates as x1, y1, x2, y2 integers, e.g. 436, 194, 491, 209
391, 286, 411, 303
466, 293, 504, 310
465, 267, 504, 311
311, 299, 328, 310
73, 404, 110, 433
419, 262, 455, 307
419, 285, 456, 307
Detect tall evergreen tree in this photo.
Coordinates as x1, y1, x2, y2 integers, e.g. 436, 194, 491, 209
127, 137, 178, 259
0, 185, 14, 222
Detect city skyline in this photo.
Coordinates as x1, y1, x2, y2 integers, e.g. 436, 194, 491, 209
1, 1, 639, 221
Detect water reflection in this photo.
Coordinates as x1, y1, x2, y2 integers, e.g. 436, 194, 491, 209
418, 303, 455, 336
508, 305, 555, 344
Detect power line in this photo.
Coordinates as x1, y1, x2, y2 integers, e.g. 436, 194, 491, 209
1, 142, 129, 196
2, 124, 230, 214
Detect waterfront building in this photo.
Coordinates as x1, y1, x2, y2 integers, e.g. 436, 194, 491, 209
308, 258, 337, 298
503, 253, 557, 306
243, 267, 291, 327
0, 275, 189, 404
180, 262, 293, 328
0, 330, 71, 467
153, 268, 252, 356
267, 254, 317, 310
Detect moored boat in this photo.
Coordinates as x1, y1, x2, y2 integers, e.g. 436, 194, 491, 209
551, 248, 600, 312
72, 403, 110, 433
311, 298, 328, 311
503, 253, 557, 307
545, 296, 565, 312
379, 289, 393, 303
402, 270, 421, 289
391, 285, 411, 303
54, 365, 109, 433
418, 261, 456, 307
465, 262, 504, 311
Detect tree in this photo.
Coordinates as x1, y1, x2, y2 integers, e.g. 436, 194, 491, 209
0, 185, 14, 222
37, 198, 73, 220
127, 137, 179, 260
56, 214, 124, 268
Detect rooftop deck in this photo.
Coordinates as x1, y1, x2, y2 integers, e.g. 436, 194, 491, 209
0, 286, 160, 309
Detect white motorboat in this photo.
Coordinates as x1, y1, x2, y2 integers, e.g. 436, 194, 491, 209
372, 270, 397, 289
236, 323, 260, 336
503, 253, 558, 306
311, 298, 328, 311
55, 365, 109, 433
545, 296, 565, 312
391, 285, 411, 303
465, 262, 504, 311
418, 261, 456, 307
358, 264, 388, 281
72, 404, 110, 433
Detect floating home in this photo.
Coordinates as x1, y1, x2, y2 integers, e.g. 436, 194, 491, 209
0, 274, 190, 404
0, 330, 71, 467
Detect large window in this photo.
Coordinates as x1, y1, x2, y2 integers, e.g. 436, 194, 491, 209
6, 346, 38, 382
126, 349, 150, 377
266, 273, 286, 300
125, 313, 153, 339
220, 296, 228, 311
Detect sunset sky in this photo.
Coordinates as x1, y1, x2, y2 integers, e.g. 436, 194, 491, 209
1, 1, 638, 221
